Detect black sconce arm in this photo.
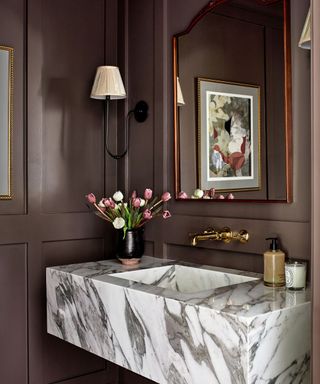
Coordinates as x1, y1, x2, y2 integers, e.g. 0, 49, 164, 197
105, 99, 149, 160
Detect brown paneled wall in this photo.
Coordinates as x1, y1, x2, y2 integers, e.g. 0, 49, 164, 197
0, 244, 28, 384
0, 0, 311, 383
0, 0, 124, 383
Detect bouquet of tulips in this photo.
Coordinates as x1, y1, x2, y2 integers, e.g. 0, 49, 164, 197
85, 189, 171, 238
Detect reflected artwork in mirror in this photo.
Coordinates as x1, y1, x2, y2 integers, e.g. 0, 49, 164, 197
173, 0, 292, 202
0, 46, 13, 199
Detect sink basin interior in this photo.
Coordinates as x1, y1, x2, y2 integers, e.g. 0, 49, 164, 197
111, 265, 259, 293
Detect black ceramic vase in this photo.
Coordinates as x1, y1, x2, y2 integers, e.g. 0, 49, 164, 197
116, 228, 144, 265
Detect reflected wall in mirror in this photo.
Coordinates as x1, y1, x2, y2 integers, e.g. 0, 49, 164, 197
173, 0, 292, 202
0, 46, 13, 199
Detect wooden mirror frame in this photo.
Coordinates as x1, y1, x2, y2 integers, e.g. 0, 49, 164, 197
173, 0, 292, 203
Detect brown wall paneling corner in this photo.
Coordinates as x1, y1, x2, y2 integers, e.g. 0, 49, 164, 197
0, 0, 124, 383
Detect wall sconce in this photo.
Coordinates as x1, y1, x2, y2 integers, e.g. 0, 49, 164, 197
91, 65, 148, 159
177, 77, 185, 106
298, 8, 311, 50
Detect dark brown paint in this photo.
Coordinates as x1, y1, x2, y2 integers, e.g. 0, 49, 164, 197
0, 0, 123, 383
0, 0, 312, 383
0, 244, 28, 384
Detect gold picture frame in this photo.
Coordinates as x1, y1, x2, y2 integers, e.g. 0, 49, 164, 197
0, 45, 13, 199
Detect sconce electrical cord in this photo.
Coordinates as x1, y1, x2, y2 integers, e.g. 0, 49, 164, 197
104, 98, 148, 160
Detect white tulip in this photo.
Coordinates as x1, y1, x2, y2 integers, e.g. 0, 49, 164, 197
113, 191, 124, 202
113, 217, 126, 229
193, 188, 204, 198
140, 199, 146, 207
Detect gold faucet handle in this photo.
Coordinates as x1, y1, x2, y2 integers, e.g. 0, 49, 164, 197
203, 227, 215, 234
220, 227, 232, 243
233, 229, 249, 243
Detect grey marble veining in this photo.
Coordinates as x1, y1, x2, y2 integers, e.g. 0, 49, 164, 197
47, 256, 310, 384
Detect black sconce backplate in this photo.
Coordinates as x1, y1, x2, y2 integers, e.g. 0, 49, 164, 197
133, 100, 149, 123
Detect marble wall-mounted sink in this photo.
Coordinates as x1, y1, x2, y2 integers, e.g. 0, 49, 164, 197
112, 264, 259, 293
47, 256, 310, 384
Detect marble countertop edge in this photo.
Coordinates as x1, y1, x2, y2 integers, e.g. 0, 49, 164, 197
46, 256, 310, 319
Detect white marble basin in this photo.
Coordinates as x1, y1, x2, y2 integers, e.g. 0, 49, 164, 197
112, 265, 258, 293
47, 256, 311, 384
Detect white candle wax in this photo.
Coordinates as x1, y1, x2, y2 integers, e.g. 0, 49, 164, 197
285, 261, 307, 290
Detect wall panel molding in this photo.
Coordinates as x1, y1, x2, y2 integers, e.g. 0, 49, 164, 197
144, 214, 310, 264
40, 0, 105, 215
0, 243, 28, 384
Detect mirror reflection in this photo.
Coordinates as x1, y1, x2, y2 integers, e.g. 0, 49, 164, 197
174, 0, 292, 202
0, 46, 13, 199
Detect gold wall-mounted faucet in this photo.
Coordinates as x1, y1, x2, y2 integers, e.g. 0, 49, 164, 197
190, 227, 249, 246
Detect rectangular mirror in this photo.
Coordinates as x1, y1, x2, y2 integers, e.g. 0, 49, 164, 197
0, 46, 13, 199
173, 0, 292, 202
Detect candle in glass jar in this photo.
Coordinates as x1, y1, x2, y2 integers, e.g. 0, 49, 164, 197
285, 261, 307, 290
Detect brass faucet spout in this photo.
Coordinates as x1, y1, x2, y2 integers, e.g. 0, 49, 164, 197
191, 232, 219, 246
190, 227, 249, 246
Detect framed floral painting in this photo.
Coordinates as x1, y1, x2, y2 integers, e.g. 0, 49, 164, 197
197, 78, 261, 192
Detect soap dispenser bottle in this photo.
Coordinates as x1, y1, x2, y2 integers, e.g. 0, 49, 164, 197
264, 237, 285, 287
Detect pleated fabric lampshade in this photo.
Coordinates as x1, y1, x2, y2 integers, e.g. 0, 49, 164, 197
177, 77, 185, 106
91, 66, 126, 100
299, 8, 311, 50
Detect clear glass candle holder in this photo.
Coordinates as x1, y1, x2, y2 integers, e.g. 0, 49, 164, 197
285, 261, 307, 290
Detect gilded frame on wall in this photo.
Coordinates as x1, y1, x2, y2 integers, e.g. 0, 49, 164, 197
0, 45, 13, 200
197, 78, 261, 192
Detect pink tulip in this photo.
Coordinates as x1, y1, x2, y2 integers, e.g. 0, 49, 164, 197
86, 193, 96, 204
104, 198, 115, 209
161, 192, 171, 202
178, 191, 188, 199
163, 210, 171, 219
143, 209, 152, 220
218, 194, 225, 200
144, 188, 153, 200
226, 193, 235, 200
132, 198, 141, 208
131, 190, 137, 199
